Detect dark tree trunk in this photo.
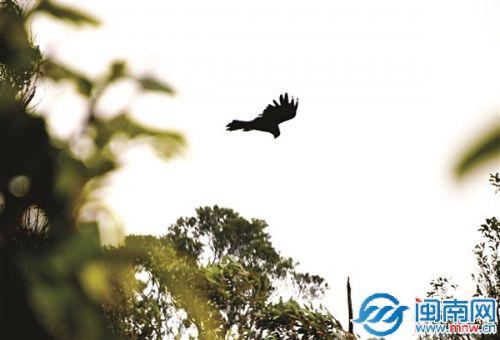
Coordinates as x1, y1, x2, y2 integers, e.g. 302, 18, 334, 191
347, 276, 354, 334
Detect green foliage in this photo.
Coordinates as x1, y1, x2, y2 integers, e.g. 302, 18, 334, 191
0, 0, 42, 104
21, 226, 117, 340
104, 207, 349, 339
105, 235, 222, 339
42, 54, 185, 219
473, 217, 500, 302
0, 1, 184, 339
167, 206, 328, 299
421, 176, 500, 340
470, 178, 500, 339
255, 300, 349, 339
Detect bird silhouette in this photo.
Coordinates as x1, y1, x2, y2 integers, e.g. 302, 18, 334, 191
226, 93, 298, 138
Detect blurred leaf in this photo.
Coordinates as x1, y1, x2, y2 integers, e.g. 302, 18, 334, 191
42, 59, 93, 96
104, 113, 185, 158
107, 60, 127, 83
150, 133, 185, 159
456, 127, 500, 177
22, 225, 118, 340
137, 76, 174, 94
33, 0, 100, 26
79, 261, 111, 303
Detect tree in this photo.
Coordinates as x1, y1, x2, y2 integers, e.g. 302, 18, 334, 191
466, 177, 500, 339
420, 176, 500, 340
472, 217, 500, 319
104, 206, 352, 339
1, 1, 183, 338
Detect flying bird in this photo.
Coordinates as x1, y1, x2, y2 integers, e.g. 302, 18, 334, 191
226, 93, 298, 138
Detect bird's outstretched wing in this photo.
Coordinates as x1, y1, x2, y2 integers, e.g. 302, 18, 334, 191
258, 93, 298, 124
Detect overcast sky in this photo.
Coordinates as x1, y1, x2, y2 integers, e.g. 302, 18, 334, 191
32, 0, 500, 338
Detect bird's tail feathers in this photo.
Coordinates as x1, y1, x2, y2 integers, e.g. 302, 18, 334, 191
226, 120, 250, 131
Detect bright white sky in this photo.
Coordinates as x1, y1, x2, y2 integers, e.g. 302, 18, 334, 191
32, 0, 500, 338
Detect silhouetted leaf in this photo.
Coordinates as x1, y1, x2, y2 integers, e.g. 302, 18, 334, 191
33, 0, 100, 26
